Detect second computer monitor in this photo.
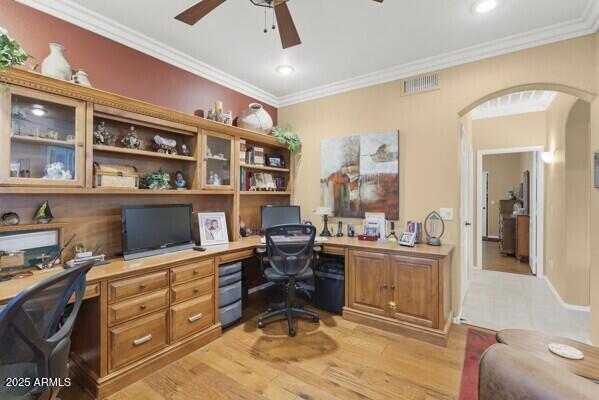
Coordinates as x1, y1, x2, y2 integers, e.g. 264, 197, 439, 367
261, 205, 301, 229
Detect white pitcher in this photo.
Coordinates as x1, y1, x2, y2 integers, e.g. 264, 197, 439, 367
41, 43, 72, 81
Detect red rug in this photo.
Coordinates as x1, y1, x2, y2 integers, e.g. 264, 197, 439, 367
458, 328, 497, 400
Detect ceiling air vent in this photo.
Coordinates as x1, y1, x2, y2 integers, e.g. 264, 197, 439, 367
402, 73, 439, 95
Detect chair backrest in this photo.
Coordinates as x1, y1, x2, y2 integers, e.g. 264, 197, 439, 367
265, 224, 316, 277
0, 262, 94, 398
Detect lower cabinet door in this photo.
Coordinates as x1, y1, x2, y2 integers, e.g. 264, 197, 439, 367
389, 255, 438, 328
109, 311, 168, 372
348, 250, 389, 316
171, 293, 214, 342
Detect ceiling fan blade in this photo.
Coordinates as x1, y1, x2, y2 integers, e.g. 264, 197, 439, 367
175, 0, 226, 25
373, 0, 384, 2
275, 2, 301, 49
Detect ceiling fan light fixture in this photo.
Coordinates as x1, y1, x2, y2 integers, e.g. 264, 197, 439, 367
276, 65, 295, 75
473, 0, 498, 14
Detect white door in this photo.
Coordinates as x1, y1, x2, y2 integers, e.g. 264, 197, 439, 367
482, 172, 489, 238
460, 126, 474, 306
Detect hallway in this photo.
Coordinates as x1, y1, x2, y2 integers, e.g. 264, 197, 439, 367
482, 241, 532, 275
461, 270, 589, 343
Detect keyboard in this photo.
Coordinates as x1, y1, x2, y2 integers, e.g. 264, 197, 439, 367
259, 236, 328, 244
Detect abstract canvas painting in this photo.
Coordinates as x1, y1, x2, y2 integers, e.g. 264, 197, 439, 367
320, 131, 399, 219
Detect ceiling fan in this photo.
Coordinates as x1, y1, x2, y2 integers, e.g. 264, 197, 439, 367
175, 0, 384, 49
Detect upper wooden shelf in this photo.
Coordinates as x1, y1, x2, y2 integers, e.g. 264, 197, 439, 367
0, 222, 68, 233
0, 187, 234, 195
11, 135, 75, 148
240, 163, 290, 173
93, 144, 197, 161
240, 191, 292, 196
0, 68, 286, 148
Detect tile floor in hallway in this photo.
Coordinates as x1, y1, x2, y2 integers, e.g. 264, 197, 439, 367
461, 270, 590, 343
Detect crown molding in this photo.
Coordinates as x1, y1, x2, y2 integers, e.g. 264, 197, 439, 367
16, 0, 280, 107
16, 0, 599, 109
277, 0, 599, 107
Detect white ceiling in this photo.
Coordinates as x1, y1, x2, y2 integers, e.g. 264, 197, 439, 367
18, 0, 599, 107
472, 90, 558, 119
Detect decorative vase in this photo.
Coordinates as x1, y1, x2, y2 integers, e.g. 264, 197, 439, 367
41, 43, 72, 81
237, 103, 273, 134
72, 69, 92, 87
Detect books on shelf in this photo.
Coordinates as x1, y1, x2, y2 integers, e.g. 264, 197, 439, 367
245, 146, 265, 166
240, 139, 246, 164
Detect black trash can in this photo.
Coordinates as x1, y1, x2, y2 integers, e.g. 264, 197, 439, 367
313, 257, 344, 314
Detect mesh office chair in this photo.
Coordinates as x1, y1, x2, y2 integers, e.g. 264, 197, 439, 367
0, 261, 94, 400
257, 224, 319, 337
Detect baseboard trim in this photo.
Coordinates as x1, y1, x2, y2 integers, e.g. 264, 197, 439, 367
543, 276, 590, 313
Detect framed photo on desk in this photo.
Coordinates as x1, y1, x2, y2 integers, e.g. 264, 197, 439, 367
198, 212, 229, 246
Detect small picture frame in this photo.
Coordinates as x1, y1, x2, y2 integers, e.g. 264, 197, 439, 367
198, 212, 229, 246
398, 231, 417, 247
265, 154, 285, 168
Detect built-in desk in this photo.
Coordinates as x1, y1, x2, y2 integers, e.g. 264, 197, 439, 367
0, 236, 453, 399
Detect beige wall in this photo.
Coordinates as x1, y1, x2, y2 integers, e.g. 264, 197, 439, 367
279, 34, 597, 332
482, 153, 523, 237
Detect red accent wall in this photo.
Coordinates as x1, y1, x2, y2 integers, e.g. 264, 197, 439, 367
0, 0, 277, 123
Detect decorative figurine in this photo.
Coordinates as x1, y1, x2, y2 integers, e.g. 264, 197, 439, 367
153, 135, 177, 155
34, 201, 54, 224
174, 171, 187, 190
347, 224, 356, 237
46, 130, 59, 140
208, 171, 222, 186
223, 110, 233, 126
206, 109, 216, 121
93, 120, 116, 146
43, 162, 72, 180
1, 212, 20, 226
181, 144, 191, 157
121, 126, 141, 149
140, 169, 171, 190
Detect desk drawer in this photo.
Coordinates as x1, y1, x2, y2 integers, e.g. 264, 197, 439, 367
171, 259, 214, 285
109, 311, 168, 372
171, 293, 214, 342
109, 271, 169, 303
218, 249, 253, 264
109, 289, 169, 326
68, 283, 100, 304
170, 275, 214, 305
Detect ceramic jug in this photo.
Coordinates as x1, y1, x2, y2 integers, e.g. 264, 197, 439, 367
237, 103, 273, 134
41, 43, 72, 81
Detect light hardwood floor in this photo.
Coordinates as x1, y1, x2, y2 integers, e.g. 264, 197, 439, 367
482, 241, 532, 276
64, 304, 469, 400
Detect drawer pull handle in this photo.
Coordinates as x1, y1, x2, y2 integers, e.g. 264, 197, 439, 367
139, 283, 147, 289
139, 304, 147, 310
193, 288, 199, 294
188, 313, 204, 323
132, 334, 152, 346
193, 269, 200, 275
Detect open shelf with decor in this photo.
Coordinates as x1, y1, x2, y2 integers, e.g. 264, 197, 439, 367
239, 137, 292, 193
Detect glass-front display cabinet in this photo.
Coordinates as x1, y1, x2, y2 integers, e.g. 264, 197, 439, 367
201, 130, 234, 189
0, 86, 86, 186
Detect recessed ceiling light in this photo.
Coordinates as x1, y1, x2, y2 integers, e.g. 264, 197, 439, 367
276, 65, 295, 76
473, 0, 498, 14
30, 104, 47, 117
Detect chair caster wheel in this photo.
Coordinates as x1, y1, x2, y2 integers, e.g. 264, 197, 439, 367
289, 329, 296, 337
312, 316, 320, 323
258, 321, 265, 329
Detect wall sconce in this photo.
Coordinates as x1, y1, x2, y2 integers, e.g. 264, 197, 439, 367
541, 151, 554, 164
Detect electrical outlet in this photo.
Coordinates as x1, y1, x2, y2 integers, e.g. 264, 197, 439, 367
440, 208, 454, 221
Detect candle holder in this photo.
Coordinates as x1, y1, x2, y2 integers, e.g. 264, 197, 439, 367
424, 211, 445, 246
314, 207, 333, 237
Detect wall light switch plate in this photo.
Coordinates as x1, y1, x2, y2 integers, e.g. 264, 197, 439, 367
440, 208, 454, 221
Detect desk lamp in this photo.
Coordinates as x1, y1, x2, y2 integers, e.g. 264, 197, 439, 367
314, 207, 333, 237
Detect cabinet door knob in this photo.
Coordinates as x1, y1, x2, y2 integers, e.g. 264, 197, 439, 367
382, 284, 388, 289
193, 269, 199, 275
388, 301, 397, 310
139, 283, 147, 289
77, 141, 84, 148
391, 285, 396, 290
139, 304, 146, 310
193, 288, 199, 293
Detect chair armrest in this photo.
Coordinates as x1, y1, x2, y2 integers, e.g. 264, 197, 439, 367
255, 247, 267, 276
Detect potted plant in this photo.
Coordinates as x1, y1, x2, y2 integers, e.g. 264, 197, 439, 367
0, 27, 29, 73
271, 124, 301, 155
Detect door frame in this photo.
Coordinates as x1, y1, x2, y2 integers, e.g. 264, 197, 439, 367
476, 146, 545, 277
459, 125, 474, 311
482, 171, 489, 238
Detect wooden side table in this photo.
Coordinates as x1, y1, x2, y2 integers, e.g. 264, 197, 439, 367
497, 329, 599, 381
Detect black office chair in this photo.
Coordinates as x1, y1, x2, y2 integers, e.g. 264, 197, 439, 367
0, 261, 94, 400
257, 224, 319, 337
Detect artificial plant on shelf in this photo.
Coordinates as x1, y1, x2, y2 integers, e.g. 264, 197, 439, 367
0, 27, 29, 73
271, 124, 301, 155
141, 169, 171, 190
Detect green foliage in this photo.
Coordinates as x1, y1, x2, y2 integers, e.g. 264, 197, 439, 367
0, 27, 29, 73
141, 169, 171, 190
271, 124, 301, 155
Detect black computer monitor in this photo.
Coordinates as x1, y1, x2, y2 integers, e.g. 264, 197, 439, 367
261, 205, 301, 229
